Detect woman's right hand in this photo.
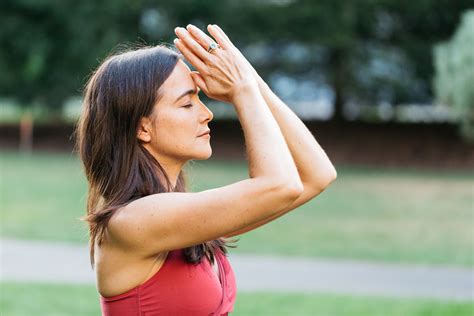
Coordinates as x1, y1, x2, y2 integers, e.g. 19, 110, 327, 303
174, 25, 258, 104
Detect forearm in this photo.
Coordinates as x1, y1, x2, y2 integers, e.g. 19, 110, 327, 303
232, 85, 302, 188
223, 83, 336, 238
256, 77, 337, 189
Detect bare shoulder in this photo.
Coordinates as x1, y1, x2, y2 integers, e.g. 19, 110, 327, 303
106, 205, 152, 257
106, 179, 301, 259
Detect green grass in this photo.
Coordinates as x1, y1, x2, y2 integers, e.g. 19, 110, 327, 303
1, 282, 472, 316
1, 150, 473, 266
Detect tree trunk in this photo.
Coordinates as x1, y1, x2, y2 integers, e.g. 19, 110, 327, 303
329, 48, 346, 124
19, 110, 33, 153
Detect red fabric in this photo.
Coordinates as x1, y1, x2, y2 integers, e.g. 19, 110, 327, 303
99, 248, 236, 316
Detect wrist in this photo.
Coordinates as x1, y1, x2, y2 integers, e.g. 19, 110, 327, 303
231, 81, 260, 104
257, 76, 269, 92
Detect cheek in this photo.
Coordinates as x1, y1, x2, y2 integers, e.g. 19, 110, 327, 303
152, 113, 195, 152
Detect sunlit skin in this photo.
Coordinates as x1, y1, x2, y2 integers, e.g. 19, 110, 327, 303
136, 60, 214, 188
95, 24, 336, 300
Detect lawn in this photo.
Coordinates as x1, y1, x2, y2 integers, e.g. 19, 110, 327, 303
1, 282, 472, 316
1, 150, 473, 266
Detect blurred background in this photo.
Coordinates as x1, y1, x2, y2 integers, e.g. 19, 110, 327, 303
1, 0, 473, 315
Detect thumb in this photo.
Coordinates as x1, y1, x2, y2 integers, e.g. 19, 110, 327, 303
190, 71, 209, 95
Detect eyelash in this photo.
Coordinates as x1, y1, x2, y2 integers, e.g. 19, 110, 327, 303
183, 103, 192, 108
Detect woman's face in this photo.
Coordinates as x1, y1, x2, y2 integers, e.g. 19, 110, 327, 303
138, 60, 214, 166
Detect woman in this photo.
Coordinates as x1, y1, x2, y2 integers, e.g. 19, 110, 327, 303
76, 24, 337, 315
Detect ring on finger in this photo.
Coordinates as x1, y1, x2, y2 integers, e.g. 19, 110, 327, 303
207, 42, 221, 53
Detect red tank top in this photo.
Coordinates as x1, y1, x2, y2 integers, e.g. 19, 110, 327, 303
99, 248, 236, 315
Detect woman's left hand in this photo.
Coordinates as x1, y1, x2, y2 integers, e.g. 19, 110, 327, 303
174, 24, 262, 92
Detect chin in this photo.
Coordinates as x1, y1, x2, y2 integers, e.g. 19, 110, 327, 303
193, 147, 213, 161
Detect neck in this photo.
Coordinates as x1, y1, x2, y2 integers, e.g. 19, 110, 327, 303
159, 161, 182, 190
144, 145, 184, 190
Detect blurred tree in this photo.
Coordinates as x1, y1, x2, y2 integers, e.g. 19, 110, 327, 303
0, 0, 473, 125
0, 0, 146, 151
212, 0, 474, 122
0, 0, 144, 113
434, 10, 474, 142
159, 0, 474, 122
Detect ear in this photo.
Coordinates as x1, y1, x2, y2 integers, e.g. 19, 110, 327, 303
137, 116, 153, 143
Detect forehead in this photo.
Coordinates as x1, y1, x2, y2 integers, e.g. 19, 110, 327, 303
159, 60, 196, 103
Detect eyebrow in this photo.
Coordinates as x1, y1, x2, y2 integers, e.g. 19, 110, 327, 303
175, 87, 200, 103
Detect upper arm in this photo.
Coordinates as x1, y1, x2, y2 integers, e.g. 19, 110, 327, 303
223, 177, 337, 238
107, 178, 302, 258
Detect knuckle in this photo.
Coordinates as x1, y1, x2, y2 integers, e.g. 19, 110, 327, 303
207, 56, 218, 64
192, 41, 201, 49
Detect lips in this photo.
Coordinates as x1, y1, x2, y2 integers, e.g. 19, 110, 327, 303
198, 129, 211, 137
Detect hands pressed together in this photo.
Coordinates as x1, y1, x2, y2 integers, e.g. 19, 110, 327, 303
174, 24, 259, 104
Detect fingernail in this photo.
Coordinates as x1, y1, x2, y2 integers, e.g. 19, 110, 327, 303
186, 24, 194, 29
173, 38, 179, 44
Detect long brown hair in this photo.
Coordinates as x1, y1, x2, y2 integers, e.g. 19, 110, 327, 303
74, 45, 236, 269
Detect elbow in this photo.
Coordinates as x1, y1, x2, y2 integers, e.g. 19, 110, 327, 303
261, 176, 303, 200
330, 167, 337, 182
323, 167, 338, 187
322, 165, 337, 189
311, 167, 338, 192
279, 178, 304, 200
289, 182, 305, 199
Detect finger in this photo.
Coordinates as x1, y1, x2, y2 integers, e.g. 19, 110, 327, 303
208, 24, 233, 49
186, 24, 219, 51
190, 71, 209, 95
175, 27, 211, 62
173, 39, 207, 73
206, 24, 231, 50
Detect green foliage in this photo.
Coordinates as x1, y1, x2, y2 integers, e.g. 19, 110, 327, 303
0, 0, 473, 119
0, 0, 146, 110
434, 10, 474, 142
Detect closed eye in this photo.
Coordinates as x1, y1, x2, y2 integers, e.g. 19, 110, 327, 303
183, 103, 192, 108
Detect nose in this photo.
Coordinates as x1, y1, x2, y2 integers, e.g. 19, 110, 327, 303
199, 101, 213, 122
